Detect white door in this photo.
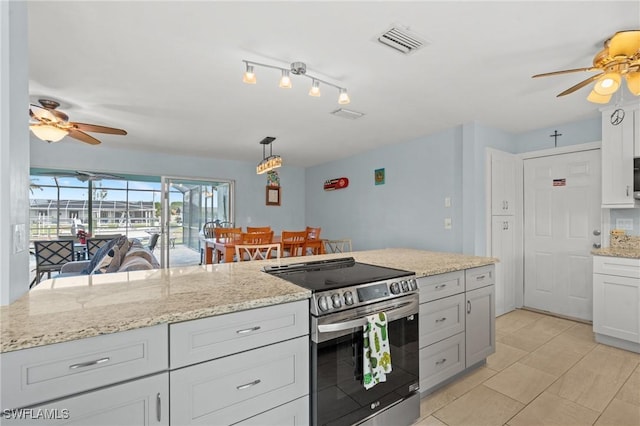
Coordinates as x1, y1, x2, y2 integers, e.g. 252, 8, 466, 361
523, 149, 601, 321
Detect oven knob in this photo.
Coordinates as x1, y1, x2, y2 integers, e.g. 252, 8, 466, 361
331, 293, 342, 309
410, 279, 418, 290
344, 291, 354, 305
401, 280, 409, 292
318, 296, 330, 312
390, 282, 401, 294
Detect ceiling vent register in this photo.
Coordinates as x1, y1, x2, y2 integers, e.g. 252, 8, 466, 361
377, 26, 428, 54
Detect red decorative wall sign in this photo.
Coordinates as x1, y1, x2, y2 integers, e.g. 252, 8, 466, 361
324, 177, 349, 191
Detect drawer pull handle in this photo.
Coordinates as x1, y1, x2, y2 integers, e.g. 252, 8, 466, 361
435, 358, 447, 366
476, 275, 485, 280
236, 326, 261, 334
156, 393, 161, 422
237, 379, 261, 390
435, 284, 447, 290
69, 357, 110, 370
435, 317, 447, 323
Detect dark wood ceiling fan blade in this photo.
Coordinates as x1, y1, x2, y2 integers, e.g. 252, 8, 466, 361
532, 67, 596, 78
556, 73, 603, 97
71, 122, 127, 135
68, 129, 101, 145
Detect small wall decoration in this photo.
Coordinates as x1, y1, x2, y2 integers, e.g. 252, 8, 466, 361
266, 186, 281, 206
374, 168, 385, 185
267, 170, 280, 187
324, 177, 349, 191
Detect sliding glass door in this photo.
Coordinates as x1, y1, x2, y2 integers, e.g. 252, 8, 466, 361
160, 177, 234, 268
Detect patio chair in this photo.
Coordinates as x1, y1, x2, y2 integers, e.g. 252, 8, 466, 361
86, 235, 122, 259
148, 233, 160, 252
32, 239, 75, 287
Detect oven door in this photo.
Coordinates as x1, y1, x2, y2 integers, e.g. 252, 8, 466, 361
311, 294, 419, 426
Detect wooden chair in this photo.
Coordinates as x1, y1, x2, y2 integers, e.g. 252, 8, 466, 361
246, 226, 272, 233
32, 239, 75, 287
324, 239, 353, 253
240, 231, 274, 244
212, 227, 242, 263
235, 243, 281, 261
303, 226, 323, 255
281, 230, 307, 257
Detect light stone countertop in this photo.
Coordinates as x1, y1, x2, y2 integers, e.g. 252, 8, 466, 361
592, 247, 640, 259
1, 248, 497, 353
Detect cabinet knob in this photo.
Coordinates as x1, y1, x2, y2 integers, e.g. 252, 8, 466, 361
593, 243, 601, 249
593, 230, 601, 236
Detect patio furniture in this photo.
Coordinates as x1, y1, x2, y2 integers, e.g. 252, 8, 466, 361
32, 239, 75, 287
86, 234, 122, 259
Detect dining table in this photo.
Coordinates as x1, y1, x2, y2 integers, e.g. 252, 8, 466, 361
203, 235, 327, 264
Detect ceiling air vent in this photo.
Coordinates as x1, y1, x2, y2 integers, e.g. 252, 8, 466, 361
377, 26, 428, 54
331, 108, 365, 120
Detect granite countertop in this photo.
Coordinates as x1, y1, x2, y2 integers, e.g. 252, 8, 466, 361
592, 247, 640, 259
0, 248, 497, 353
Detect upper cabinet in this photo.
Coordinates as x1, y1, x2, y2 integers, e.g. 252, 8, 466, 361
490, 151, 516, 215
601, 104, 638, 208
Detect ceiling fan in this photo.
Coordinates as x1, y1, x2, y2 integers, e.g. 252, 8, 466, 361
29, 99, 127, 145
533, 29, 640, 104
40, 170, 125, 182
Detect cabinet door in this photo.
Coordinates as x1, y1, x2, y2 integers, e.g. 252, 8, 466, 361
593, 273, 640, 343
602, 106, 635, 207
234, 396, 309, 426
465, 285, 495, 367
2, 373, 169, 426
491, 217, 515, 316
491, 152, 517, 215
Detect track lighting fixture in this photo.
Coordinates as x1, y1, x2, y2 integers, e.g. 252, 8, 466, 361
242, 60, 350, 104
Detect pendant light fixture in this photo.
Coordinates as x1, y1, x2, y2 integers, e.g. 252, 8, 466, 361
256, 136, 282, 175
242, 60, 350, 104
29, 123, 69, 142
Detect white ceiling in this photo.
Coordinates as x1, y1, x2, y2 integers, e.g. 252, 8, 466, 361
27, 1, 640, 168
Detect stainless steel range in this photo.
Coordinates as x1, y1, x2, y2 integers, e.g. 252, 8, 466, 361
264, 257, 420, 426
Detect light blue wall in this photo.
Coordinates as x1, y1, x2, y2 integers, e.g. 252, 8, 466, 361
29, 140, 307, 234
514, 116, 601, 153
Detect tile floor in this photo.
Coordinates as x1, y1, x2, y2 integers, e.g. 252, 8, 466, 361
414, 309, 640, 426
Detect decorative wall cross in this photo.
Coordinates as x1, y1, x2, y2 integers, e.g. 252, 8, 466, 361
550, 130, 562, 148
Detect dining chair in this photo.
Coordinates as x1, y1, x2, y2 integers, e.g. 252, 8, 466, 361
246, 226, 272, 233
303, 226, 323, 255
235, 243, 281, 261
324, 239, 353, 253
212, 227, 242, 263
281, 230, 307, 257
86, 235, 122, 259
32, 239, 75, 287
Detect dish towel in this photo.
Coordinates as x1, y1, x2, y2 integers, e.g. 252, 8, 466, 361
363, 312, 392, 390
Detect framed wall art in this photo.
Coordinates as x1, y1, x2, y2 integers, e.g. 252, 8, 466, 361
266, 186, 281, 206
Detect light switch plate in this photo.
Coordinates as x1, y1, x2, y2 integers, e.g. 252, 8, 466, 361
445, 197, 451, 208
444, 218, 452, 230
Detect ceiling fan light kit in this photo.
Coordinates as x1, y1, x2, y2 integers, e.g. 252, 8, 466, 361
242, 60, 350, 104
533, 29, 640, 104
29, 123, 69, 142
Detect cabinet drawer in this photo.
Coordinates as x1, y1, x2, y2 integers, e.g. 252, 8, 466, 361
2, 373, 169, 426
419, 332, 465, 392
170, 336, 309, 426
418, 271, 464, 303
594, 256, 640, 279
419, 293, 465, 348
1, 324, 168, 409
465, 265, 495, 291
170, 300, 309, 368
233, 396, 309, 426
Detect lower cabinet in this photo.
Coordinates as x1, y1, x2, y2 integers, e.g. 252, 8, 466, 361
593, 256, 640, 353
2, 373, 168, 426
418, 265, 495, 394
234, 396, 309, 426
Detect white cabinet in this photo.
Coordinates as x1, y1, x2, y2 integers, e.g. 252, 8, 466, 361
465, 284, 496, 366
601, 104, 637, 208
593, 256, 640, 353
491, 153, 516, 215
418, 265, 495, 394
491, 216, 516, 316
2, 373, 169, 426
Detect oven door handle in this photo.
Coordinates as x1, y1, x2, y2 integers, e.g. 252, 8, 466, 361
317, 299, 418, 334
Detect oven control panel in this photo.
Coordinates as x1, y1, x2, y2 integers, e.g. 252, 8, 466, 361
311, 277, 418, 316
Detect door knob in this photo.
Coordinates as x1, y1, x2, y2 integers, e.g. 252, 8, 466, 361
593, 243, 601, 249
593, 230, 601, 236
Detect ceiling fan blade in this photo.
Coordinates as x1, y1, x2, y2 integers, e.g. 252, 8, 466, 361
608, 30, 640, 57
532, 67, 597, 78
29, 104, 57, 122
557, 73, 604, 97
71, 122, 127, 135
68, 128, 101, 145
77, 170, 124, 180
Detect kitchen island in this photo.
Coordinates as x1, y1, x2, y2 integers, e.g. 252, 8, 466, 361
1, 248, 497, 425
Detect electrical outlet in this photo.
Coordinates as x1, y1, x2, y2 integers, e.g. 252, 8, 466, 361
444, 218, 452, 230
616, 218, 633, 231
445, 197, 451, 208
